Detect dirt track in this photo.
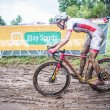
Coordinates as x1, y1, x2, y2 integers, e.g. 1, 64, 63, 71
0, 64, 110, 110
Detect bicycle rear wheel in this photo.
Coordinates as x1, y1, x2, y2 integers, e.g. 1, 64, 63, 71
89, 58, 110, 92
33, 61, 70, 97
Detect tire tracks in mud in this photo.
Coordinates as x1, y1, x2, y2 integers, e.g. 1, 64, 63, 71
0, 65, 110, 110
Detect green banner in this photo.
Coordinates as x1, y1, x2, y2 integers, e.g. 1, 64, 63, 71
24, 32, 61, 45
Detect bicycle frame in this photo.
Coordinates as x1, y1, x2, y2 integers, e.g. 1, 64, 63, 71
33, 48, 110, 95
55, 52, 88, 82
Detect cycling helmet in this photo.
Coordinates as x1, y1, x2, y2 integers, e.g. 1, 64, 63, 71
54, 12, 68, 23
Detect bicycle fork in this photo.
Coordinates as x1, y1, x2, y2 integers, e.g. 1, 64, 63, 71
50, 63, 61, 82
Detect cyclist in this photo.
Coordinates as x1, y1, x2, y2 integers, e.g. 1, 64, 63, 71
48, 12, 108, 86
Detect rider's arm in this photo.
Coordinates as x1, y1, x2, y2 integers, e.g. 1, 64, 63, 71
48, 30, 72, 53
54, 30, 72, 50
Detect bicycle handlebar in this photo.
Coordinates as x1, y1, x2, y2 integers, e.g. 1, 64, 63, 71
47, 46, 65, 62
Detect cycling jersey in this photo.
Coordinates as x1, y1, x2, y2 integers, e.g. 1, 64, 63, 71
66, 18, 102, 33
66, 18, 105, 50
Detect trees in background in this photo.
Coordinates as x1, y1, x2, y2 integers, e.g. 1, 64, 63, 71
104, 0, 110, 15
0, 15, 22, 26
11, 15, 22, 25
58, 0, 81, 12
0, 16, 6, 26
49, 18, 54, 24
58, 0, 110, 18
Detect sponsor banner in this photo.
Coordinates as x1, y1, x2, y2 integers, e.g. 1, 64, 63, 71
0, 25, 86, 51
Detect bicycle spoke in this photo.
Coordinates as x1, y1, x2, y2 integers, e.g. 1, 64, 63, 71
33, 61, 70, 97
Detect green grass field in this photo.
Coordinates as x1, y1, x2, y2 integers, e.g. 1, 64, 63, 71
0, 54, 109, 66
0, 56, 50, 65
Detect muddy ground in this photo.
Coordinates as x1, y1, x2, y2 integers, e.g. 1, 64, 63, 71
0, 64, 110, 110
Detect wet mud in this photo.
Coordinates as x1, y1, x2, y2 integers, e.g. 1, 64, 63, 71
0, 65, 110, 110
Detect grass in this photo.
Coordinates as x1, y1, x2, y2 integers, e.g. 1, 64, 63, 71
0, 56, 50, 65
0, 54, 109, 66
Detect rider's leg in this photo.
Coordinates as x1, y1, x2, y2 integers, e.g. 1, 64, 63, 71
87, 32, 105, 85
80, 36, 90, 75
80, 45, 90, 75
88, 32, 105, 75
88, 49, 100, 74
87, 49, 105, 85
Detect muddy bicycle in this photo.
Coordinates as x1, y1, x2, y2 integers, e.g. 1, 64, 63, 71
33, 49, 110, 97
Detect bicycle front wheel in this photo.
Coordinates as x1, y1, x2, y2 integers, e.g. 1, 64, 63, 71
33, 61, 70, 97
89, 58, 110, 92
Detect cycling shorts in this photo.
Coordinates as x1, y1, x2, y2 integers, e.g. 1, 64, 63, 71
84, 30, 105, 50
